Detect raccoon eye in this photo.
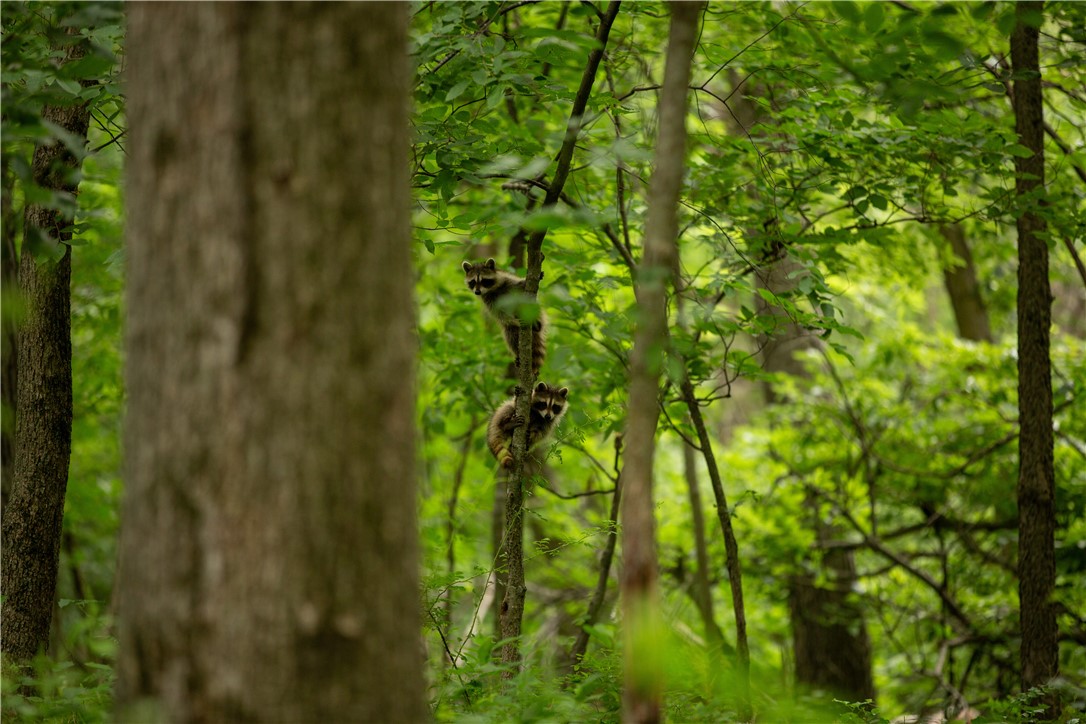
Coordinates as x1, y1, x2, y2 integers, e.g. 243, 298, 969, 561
551, 405, 563, 414
480, 279, 495, 288
467, 280, 476, 287
533, 402, 546, 411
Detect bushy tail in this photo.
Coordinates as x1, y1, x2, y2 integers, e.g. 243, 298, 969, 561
531, 323, 546, 376
490, 440, 513, 469
501, 320, 547, 377
487, 405, 515, 469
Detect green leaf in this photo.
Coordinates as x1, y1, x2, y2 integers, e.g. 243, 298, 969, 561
863, 2, 885, 33
55, 77, 82, 96
486, 85, 507, 110
1006, 143, 1035, 158
835, 2, 861, 23
445, 80, 469, 102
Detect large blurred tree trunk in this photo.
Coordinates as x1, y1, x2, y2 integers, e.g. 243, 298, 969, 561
622, 4, 702, 721
114, 5, 424, 721
1010, 2, 1059, 717
0, 86, 89, 662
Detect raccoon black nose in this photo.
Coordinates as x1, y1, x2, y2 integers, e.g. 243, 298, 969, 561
474, 290, 481, 295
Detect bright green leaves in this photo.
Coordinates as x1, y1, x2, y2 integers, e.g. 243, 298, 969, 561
444, 79, 470, 103
2, 1, 124, 262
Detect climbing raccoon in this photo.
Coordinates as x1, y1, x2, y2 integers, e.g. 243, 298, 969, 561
487, 382, 569, 469
462, 258, 547, 376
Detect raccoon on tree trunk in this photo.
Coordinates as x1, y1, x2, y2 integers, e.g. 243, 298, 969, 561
462, 258, 547, 376
487, 382, 568, 469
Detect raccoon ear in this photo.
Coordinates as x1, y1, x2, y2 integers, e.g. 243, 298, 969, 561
557, 387, 569, 398
484, 258, 496, 270
462, 261, 473, 273
535, 382, 548, 394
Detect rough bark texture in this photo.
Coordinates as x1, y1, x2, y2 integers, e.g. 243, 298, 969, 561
939, 223, 993, 343
115, 5, 424, 722
621, 4, 702, 722
1, 158, 16, 513
1011, 2, 1059, 715
1, 95, 89, 663
498, 0, 621, 673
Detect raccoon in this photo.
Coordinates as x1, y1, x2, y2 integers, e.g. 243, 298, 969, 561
487, 382, 569, 469
462, 258, 547, 376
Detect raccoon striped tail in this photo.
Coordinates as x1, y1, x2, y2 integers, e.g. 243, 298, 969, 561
530, 323, 546, 377
487, 436, 514, 468
501, 320, 547, 377
487, 399, 517, 468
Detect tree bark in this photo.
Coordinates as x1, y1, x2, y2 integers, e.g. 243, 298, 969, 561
570, 438, 623, 668
114, 5, 424, 721
1011, 2, 1059, 716
681, 439, 726, 650
679, 378, 751, 717
1, 156, 16, 514
939, 223, 993, 343
0, 92, 89, 664
621, 4, 703, 722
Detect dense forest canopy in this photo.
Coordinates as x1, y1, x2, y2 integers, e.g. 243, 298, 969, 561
1, 1, 1084, 722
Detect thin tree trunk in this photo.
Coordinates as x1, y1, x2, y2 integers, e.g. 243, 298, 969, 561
570, 438, 623, 667
444, 423, 475, 660
679, 379, 751, 719
1011, 2, 1059, 716
681, 437, 726, 650
0, 82, 89, 664
621, 4, 702, 721
492, 473, 508, 642
115, 5, 423, 721
499, 0, 621, 674
939, 223, 993, 343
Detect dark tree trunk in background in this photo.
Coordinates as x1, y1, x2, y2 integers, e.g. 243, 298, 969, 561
115, 5, 424, 721
1011, 2, 1059, 717
939, 223, 993, 343
621, 4, 702, 721
788, 548, 874, 700
0, 92, 89, 664
726, 68, 875, 704
756, 255, 876, 703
